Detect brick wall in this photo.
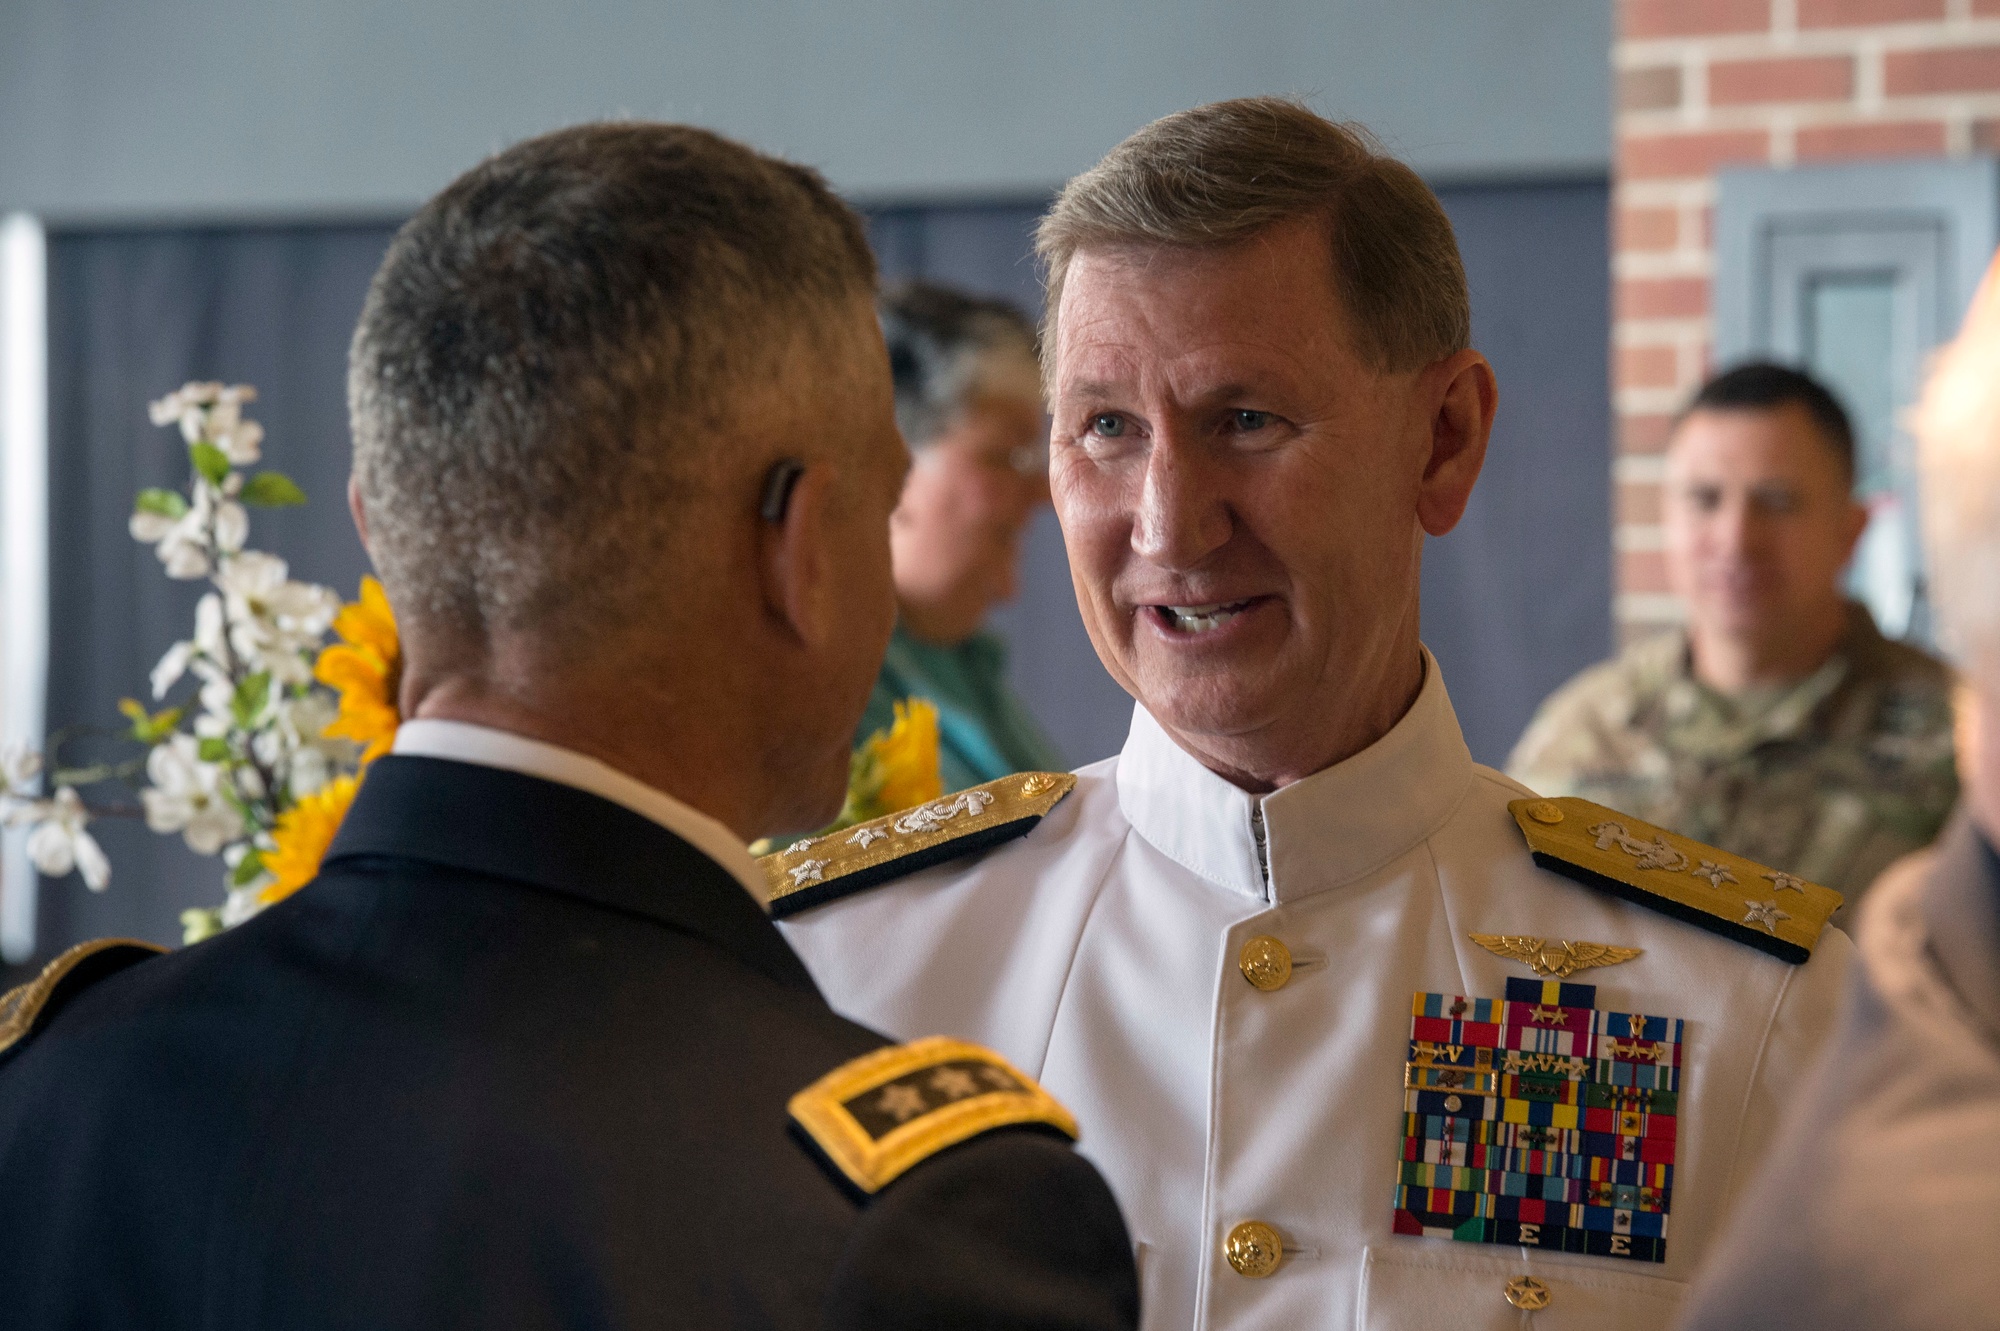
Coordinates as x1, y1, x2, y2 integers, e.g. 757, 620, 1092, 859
1613, 0, 2000, 635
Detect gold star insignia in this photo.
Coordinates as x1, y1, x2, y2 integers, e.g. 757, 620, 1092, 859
873, 1082, 926, 1122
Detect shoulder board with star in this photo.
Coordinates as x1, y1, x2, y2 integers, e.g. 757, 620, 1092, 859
0, 937, 167, 1058
789, 1035, 1079, 1196
759, 770, 1076, 919
1508, 796, 1843, 964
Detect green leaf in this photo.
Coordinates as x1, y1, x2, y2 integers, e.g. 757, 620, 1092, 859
189, 441, 231, 487
230, 847, 266, 887
133, 488, 189, 519
197, 736, 232, 764
122, 698, 185, 744
239, 471, 307, 507
231, 672, 271, 729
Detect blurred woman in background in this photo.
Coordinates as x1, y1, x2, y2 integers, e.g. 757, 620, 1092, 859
866, 282, 1063, 792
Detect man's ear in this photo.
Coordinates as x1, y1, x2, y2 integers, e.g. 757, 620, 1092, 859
759, 463, 838, 647
347, 475, 372, 554
1415, 349, 1499, 538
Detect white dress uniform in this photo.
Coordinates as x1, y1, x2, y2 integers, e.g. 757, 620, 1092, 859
779, 654, 1854, 1331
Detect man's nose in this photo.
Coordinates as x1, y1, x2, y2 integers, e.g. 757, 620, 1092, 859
1131, 437, 1232, 569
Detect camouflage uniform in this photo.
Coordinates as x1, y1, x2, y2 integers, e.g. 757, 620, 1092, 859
1507, 603, 1957, 921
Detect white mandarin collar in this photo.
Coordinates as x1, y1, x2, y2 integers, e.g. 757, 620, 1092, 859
390, 719, 769, 906
1116, 648, 1475, 905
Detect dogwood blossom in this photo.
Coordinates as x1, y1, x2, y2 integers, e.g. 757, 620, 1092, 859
140, 734, 244, 856
217, 553, 341, 685
128, 478, 248, 580
148, 382, 262, 463
20, 788, 110, 891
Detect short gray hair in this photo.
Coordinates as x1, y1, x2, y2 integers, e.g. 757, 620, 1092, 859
1914, 258, 2000, 692
879, 282, 1040, 447
349, 122, 876, 641
1036, 97, 1469, 375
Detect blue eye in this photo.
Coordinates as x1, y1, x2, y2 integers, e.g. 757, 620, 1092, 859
1089, 414, 1126, 438
1231, 410, 1273, 431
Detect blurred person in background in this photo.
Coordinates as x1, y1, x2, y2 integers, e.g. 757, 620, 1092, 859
1509, 363, 1957, 915
1678, 255, 2000, 1331
870, 282, 1065, 791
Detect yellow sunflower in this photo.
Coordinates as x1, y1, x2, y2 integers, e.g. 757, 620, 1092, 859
314, 575, 401, 763
835, 698, 943, 828
260, 774, 360, 905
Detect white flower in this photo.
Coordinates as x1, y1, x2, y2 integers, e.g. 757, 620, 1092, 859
129, 481, 246, 581
217, 553, 339, 685
0, 743, 41, 797
148, 383, 259, 460
141, 734, 242, 856
23, 788, 110, 891
258, 693, 352, 798
219, 884, 264, 928
151, 593, 228, 699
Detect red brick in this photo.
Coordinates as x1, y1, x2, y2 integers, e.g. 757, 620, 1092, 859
1618, 276, 1711, 320
1794, 119, 1947, 160
1622, 0, 1770, 39
1619, 481, 1666, 526
1885, 47, 2000, 97
1977, 0, 2000, 16
1798, 0, 1944, 25
1617, 206, 1681, 252
1619, 550, 1672, 593
1619, 345, 1682, 389
1621, 66, 1683, 113
1619, 413, 1680, 454
1620, 129, 1769, 179
1698, 206, 1715, 248
1708, 55, 1854, 106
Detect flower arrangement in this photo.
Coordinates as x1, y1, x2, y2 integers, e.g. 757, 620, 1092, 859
0, 383, 400, 944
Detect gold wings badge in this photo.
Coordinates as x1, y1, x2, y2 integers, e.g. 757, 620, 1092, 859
1469, 934, 1643, 980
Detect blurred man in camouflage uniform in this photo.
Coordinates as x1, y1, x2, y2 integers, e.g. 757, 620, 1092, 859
1510, 363, 1957, 918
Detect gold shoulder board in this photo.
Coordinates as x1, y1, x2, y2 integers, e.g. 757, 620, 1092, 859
789, 1035, 1079, 1195
760, 770, 1076, 919
1508, 796, 1842, 964
0, 937, 167, 1056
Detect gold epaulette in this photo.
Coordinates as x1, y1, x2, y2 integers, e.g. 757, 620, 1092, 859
1509, 797, 1842, 964
0, 937, 166, 1056
759, 771, 1076, 919
789, 1035, 1078, 1194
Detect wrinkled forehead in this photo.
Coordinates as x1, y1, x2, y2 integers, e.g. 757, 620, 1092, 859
1049, 235, 1356, 401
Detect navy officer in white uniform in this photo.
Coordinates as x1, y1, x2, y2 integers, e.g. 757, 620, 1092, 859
774, 97, 1856, 1331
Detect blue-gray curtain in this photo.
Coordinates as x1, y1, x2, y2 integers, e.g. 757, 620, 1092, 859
26, 183, 1608, 964
37, 223, 394, 959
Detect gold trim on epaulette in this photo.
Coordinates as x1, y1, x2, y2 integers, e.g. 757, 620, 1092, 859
0, 937, 166, 1055
1509, 797, 1842, 964
789, 1035, 1079, 1194
759, 770, 1076, 917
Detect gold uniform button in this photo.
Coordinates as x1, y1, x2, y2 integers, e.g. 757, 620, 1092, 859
1223, 1220, 1283, 1278
1503, 1275, 1552, 1310
1238, 936, 1293, 991
1525, 800, 1564, 825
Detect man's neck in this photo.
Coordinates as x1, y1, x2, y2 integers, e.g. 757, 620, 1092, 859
1689, 600, 1850, 695
406, 676, 768, 843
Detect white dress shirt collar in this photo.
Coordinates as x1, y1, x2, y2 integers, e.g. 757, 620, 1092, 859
1116, 647, 1475, 904
390, 718, 768, 906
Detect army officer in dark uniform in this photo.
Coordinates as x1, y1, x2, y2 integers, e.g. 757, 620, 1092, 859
0, 123, 1138, 1330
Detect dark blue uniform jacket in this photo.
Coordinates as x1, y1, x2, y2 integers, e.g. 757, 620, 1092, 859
0, 755, 1139, 1330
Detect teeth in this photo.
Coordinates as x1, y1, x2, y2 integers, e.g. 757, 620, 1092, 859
1161, 601, 1247, 634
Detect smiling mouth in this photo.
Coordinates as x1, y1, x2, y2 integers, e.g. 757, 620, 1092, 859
1151, 600, 1257, 635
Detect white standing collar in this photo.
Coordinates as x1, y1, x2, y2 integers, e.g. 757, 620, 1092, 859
390, 719, 768, 906
1115, 647, 1476, 904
